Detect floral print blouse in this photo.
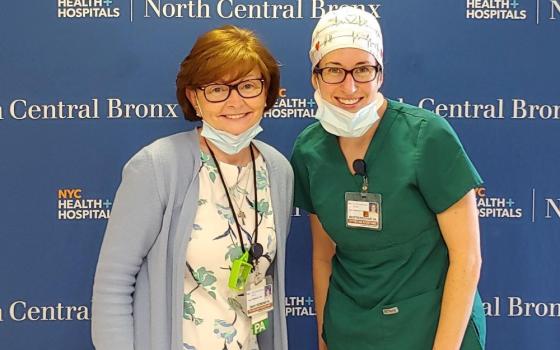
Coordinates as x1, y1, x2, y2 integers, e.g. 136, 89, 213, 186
182, 151, 276, 350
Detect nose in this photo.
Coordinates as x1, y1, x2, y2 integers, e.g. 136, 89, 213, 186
224, 88, 245, 106
340, 72, 358, 94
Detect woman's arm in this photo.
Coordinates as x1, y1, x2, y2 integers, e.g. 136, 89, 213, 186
432, 189, 482, 350
91, 149, 164, 350
310, 214, 336, 350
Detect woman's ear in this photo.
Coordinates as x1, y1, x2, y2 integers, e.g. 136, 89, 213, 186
186, 88, 197, 107
186, 88, 201, 116
377, 71, 384, 89
311, 74, 318, 90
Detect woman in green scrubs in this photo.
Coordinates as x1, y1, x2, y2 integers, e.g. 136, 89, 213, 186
291, 7, 486, 350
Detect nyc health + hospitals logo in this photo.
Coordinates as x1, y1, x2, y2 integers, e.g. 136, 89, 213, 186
263, 88, 315, 119
466, 0, 528, 20
476, 187, 560, 223
475, 187, 523, 219
466, 0, 560, 22
57, 188, 112, 220
285, 295, 316, 317
57, 0, 121, 18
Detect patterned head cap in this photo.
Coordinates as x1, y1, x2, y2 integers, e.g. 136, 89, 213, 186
310, 7, 383, 71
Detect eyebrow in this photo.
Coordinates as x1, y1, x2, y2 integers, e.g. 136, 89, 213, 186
322, 61, 372, 66
215, 75, 261, 85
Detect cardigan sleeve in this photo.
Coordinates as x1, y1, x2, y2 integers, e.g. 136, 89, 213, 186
91, 148, 165, 350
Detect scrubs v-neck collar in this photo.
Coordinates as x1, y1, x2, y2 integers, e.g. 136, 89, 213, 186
328, 100, 398, 189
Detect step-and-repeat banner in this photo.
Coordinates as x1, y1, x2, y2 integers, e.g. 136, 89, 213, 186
1, 1, 559, 349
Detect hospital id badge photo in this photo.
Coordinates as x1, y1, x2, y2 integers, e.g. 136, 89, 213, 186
345, 192, 382, 231
246, 275, 274, 317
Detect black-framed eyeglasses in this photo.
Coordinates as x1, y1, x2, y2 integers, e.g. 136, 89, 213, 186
198, 78, 265, 103
314, 65, 380, 84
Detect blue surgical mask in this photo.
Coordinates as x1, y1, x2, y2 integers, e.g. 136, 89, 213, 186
200, 120, 263, 155
196, 94, 263, 155
313, 89, 383, 138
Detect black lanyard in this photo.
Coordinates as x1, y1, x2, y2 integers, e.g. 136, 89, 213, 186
203, 138, 263, 265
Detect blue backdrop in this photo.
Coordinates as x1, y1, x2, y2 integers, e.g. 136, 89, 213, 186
1, 1, 559, 349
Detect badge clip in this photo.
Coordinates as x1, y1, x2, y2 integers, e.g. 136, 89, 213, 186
352, 159, 369, 194
228, 251, 252, 291
360, 176, 369, 195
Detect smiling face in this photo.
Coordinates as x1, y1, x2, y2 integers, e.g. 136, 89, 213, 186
313, 48, 383, 113
186, 68, 267, 136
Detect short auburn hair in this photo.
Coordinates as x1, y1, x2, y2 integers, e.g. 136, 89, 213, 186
176, 25, 280, 121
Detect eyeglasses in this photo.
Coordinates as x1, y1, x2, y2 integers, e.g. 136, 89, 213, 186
314, 65, 380, 84
198, 78, 265, 103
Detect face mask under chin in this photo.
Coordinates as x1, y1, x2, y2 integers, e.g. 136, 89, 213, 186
313, 89, 383, 138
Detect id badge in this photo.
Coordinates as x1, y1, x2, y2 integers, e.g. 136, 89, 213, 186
246, 275, 274, 317
228, 251, 252, 291
345, 192, 382, 231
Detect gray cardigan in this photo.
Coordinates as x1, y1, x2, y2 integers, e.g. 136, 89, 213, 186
91, 129, 293, 350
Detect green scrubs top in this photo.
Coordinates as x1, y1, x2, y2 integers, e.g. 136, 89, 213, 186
291, 100, 486, 350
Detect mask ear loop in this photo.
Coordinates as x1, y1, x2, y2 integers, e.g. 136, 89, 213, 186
195, 93, 213, 154
194, 93, 205, 119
